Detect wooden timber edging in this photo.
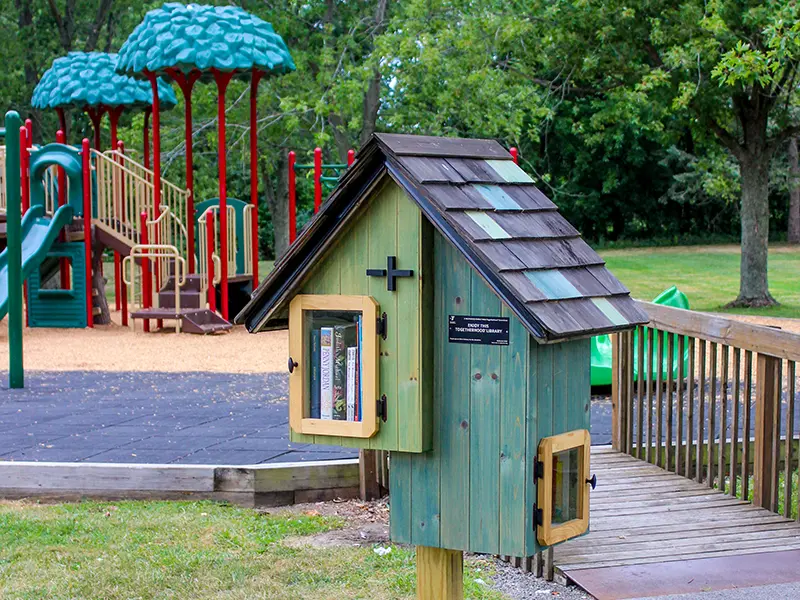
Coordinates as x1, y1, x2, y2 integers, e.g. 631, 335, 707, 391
636, 300, 800, 362
0, 459, 361, 507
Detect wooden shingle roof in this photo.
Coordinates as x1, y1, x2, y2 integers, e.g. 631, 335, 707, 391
236, 133, 647, 341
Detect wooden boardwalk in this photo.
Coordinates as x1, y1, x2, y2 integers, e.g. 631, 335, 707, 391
555, 447, 800, 576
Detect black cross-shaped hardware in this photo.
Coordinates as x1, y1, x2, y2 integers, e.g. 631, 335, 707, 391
366, 256, 413, 292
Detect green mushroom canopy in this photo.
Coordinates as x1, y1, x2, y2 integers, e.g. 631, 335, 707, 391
115, 3, 295, 81
32, 52, 177, 111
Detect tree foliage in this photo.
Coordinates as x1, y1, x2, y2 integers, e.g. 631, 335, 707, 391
1, 0, 798, 306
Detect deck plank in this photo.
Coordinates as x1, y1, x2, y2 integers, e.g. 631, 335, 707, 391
554, 448, 800, 576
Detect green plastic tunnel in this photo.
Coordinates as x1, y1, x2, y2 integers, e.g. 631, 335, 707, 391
591, 286, 690, 387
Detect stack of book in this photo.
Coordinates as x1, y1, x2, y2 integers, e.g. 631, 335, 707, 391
309, 317, 362, 421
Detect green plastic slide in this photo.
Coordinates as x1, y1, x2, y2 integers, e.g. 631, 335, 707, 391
0, 203, 74, 320
591, 286, 690, 387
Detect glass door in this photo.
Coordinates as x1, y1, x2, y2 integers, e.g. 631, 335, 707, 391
536, 429, 592, 546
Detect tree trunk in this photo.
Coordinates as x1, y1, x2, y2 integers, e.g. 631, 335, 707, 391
92, 236, 111, 325
730, 155, 777, 307
789, 138, 800, 244
263, 154, 290, 259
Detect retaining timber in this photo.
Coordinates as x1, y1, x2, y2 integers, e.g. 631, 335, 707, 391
0, 459, 360, 507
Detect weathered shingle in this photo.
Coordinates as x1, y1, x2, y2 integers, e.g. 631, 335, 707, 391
237, 132, 647, 340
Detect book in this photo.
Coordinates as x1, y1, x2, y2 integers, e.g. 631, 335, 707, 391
332, 324, 357, 420
320, 327, 334, 420
357, 315, 362, 422
310, 329, 321, 419
346, 347, 357, 421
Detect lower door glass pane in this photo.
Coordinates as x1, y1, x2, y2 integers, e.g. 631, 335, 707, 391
551, 447, 580, 525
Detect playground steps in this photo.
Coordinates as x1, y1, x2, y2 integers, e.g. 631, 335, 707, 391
129, 307, 232, 335
158, 274, 203, 310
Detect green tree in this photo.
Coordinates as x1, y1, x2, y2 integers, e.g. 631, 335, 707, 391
517, 0, 800, 306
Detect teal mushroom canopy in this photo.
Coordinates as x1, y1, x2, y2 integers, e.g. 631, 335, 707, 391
115, 3, 295, 82
32, 52, 177, 112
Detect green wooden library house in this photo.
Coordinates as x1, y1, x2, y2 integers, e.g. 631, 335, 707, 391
236, 133, 646, 598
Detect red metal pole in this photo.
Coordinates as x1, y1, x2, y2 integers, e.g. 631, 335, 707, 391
118, 140, 128, 327
249, 70, 263, 289
313, 147, 322, 213
20, 127, 29, 327
146, 74, 163, 328
140, 211, 150, 333
110, 107, 122, 313
206, 215, 216, 312
20, 127, 29, 215
82, 139, 93, 328
288, 151, 297, 244
347, 149, 355, 166
26, 121, 32, 326
146, 75, 162, 215
56, 129, 70, 290
143, 108, 151, 171
510, 147, 518, 164
87, 108, 104, 151
166, 68, 199, 273
56, 108, 67, 142
213, 69, 234, 321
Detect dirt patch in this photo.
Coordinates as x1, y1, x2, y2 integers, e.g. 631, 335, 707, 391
0, 310, 288, 373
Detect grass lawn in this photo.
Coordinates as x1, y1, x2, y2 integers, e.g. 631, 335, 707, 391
0, 500, 504, 600
600, 244, 800, 319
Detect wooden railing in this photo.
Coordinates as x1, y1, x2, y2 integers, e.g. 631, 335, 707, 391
612, 301, 800, 518
196, 205, 237, 290
122, 245, 186, 333
92, 150, 189, 256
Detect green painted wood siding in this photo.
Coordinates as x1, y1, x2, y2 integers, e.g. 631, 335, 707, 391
390, 230, 591, 556
290, 178, 433, 453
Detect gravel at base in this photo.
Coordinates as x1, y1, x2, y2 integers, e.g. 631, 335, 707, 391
489, 561, 593, 600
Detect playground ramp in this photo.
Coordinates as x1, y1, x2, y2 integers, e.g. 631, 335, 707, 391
0, 204, 73, 320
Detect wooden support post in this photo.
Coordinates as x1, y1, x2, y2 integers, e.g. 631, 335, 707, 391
754, 353, 780, 510
416, 546, 463, 600
359, 449, 381, 500
611, 333, 620, 450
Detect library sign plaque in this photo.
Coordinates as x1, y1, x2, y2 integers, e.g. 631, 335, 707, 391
448, 315, 510, 346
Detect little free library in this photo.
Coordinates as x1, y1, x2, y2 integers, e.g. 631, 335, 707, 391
236, 133, 646, 599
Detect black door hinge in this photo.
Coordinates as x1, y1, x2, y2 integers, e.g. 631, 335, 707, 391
533, 458, 545, 480
377, 395, 388, 422
532, 503, 544, 529
377, 312, 387, 340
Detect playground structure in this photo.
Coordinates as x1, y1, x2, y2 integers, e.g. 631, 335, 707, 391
1, 5, 296, 340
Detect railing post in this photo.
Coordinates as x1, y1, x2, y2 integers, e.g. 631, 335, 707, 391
754, 353, 780, 510
347, 149, 355, 166
510, 147, 518, 164
611, 333, 621, 451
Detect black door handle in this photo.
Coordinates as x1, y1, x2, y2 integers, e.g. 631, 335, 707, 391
586, 474, 597, 490
288, 357, 298, 373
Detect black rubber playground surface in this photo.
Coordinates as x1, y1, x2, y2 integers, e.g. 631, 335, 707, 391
0, 371, 614, 465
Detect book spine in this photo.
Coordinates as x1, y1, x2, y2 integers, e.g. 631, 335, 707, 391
332, 326, 347, 420
320, 327, 334, 420
310, 329, 321, 419
346, 347, 356, 421
357, 315, 362, 422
